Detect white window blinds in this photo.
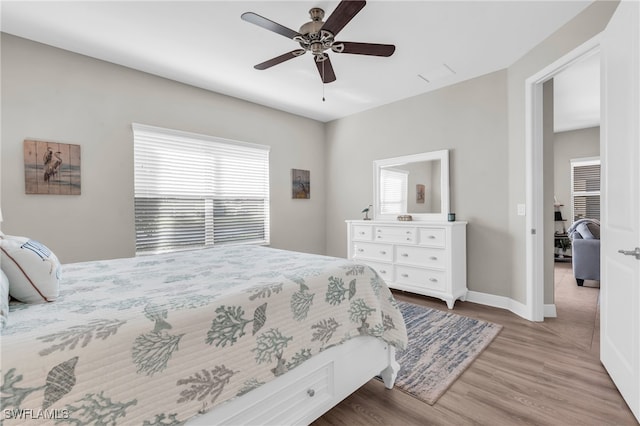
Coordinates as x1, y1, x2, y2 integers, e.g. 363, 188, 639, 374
379, 168, 408, 214
571, 157, 600, 221
133, 123, 270, 254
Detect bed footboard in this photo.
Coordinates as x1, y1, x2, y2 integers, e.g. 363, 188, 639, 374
379, 345, 400, 389
187, 336, 399, 426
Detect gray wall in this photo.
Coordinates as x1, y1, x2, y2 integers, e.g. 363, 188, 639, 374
0, 34, 326, 263
325, 70, 511, 297
0, 0, 617, 306
553, 126, 600, 217
543, 80, 555, 304
324, 0, 616, 303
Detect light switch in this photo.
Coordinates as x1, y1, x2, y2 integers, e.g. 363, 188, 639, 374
517, 204, 526, 216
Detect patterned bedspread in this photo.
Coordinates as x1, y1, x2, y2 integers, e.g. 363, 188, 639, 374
1, 245, 407, 425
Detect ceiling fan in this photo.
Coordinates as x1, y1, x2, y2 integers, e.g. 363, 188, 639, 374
241, 0, 395, 84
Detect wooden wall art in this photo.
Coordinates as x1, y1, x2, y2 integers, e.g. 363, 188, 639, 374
24, 140, 81, 195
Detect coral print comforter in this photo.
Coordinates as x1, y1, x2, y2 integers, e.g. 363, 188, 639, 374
1, 245, 407, 425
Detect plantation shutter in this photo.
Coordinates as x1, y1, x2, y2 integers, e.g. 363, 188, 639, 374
571, 158, 600, 221
379, 168, 408, 214
133, 123, 270, 254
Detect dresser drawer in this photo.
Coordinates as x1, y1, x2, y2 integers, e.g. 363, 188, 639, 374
362, 261, 394, 281
374, 226, 416, 243
395, 245, 446, 269
395, 265, 447, 292
352, 242, 393, 262
418, 227, 446, 247
352, 225, 373, 241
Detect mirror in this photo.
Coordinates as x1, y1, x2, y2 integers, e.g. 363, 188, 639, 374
373, 150, 450, 221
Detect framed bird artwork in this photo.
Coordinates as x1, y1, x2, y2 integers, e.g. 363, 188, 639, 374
24, 140, 81, 195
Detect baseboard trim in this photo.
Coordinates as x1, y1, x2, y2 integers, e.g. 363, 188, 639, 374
544, 304, 557, 318
466, 291, 551, 322
465, 290, 511, 310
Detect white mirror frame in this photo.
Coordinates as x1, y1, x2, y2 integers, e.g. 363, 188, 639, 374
373, 150, 450, 221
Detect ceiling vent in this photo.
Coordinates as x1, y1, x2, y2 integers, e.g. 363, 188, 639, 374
418, 63, 456, 84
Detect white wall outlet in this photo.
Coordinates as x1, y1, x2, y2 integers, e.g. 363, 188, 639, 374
517, 204, 526, 216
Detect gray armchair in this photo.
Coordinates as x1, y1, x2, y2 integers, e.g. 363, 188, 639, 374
568, 219, 600, 286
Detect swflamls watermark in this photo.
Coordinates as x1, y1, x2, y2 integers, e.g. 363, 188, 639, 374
3, 409, 70, 420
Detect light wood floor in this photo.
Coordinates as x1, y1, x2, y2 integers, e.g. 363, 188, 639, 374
314, 263, 637, 426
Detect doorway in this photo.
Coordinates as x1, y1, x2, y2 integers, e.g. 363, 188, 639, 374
524, 35, 602, 322
550, 54, 601, 340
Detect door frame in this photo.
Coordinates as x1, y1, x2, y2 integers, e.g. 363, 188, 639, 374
525, 35, 602, 321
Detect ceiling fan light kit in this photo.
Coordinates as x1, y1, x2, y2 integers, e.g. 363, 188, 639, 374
241, 0, 395, 84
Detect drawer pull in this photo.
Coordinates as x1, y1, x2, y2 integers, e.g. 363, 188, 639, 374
379, 270, 387, 274
401, 253, 409, 257
429, 278, 438, 282
406, 237, 412, 241
307, 389, 315, 397
357, 248, 364, 252
406, 231, 412, 234
359, 231, 365, 235
401, 273, 409, 278
429, 256, 438, 260
380, 251, 387, 255
428, 235, 436, 239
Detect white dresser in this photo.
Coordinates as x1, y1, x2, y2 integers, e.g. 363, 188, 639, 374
346, 220, 467, 309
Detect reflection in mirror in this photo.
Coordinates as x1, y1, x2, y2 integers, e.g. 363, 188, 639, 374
374, 150, 449, 221
379, 160, 441, 214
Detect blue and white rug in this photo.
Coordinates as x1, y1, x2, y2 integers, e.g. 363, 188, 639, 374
395, 301, 502, 405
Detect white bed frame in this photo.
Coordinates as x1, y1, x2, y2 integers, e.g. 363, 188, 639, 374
187, 336, 399, 425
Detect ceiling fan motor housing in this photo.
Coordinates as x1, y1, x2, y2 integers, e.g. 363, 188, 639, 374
295, 8, 334, 61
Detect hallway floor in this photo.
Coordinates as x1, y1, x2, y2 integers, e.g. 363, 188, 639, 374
543, 261, 600, 357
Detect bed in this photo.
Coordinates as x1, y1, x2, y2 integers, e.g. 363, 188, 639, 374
1, 244, 407, 425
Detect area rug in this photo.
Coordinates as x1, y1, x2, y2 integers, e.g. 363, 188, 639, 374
392, 301, 502, 405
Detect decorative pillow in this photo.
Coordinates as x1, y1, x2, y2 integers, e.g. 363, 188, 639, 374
576, 222, 595, 239
586, 222, 600, 239
0, 270, 8, 329
0, 235, 60, 303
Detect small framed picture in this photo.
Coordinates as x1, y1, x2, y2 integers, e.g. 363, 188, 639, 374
292, 169, 310, 199
416, 184, 425, 203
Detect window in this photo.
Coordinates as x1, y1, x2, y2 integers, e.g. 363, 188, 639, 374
379, 168, 408, 214
133, 124, 270, 254
571, 157, 600, 221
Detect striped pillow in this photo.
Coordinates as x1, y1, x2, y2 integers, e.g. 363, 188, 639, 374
0, 235, 60, 304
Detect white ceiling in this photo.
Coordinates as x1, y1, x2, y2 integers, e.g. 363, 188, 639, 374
1, 0, 595, 123
553, 52, 600, 132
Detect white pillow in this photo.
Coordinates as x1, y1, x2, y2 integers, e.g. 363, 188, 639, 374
0, 269, 8, 329
0, 235, 60, 303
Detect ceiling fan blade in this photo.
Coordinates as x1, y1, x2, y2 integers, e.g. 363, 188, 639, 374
315, 56, 337, 83
241, 12, 301, 39
321, 0, 366, 37
332, 41, 395, 57
255, 50, 306, 70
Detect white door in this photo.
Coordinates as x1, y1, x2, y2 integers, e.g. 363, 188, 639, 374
600, 0, 640, 422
